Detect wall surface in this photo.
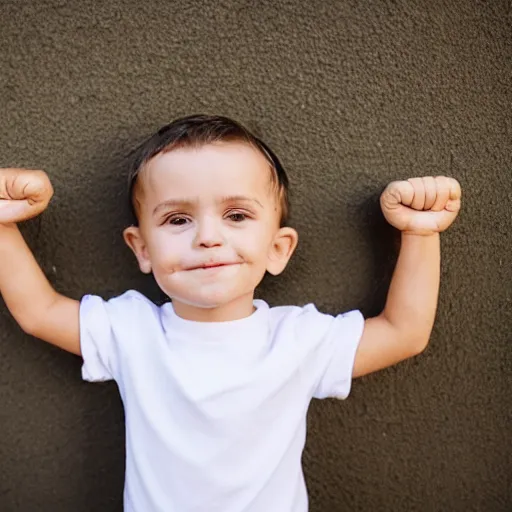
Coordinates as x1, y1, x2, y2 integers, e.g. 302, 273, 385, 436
0, 0, 511, 511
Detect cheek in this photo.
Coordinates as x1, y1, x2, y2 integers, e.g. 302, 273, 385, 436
234, 226, 273, 258
146, 231, 187, 267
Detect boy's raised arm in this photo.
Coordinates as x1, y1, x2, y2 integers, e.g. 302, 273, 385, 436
352, 176, 462, 378
0, 169, 80, 355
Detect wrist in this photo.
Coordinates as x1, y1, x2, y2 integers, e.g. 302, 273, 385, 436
399, 231, 440, 252
401, 230, 440, 238
0, 222, 19, 232
0, 223, 21, 244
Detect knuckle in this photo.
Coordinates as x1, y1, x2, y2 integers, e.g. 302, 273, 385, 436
34, 170, 49, 184
450, 177, 461, 188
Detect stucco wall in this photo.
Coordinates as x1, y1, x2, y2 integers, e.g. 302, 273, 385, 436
0, 0, 510, 510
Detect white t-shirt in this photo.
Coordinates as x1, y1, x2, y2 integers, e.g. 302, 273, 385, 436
80, 290, 364, 512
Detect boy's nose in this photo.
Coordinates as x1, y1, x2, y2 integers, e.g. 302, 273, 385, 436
193, 217, 225, 248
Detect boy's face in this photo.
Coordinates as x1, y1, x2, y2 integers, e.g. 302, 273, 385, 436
124, 142, 298, 321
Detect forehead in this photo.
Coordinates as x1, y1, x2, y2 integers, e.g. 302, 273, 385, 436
137, 142, 275, 206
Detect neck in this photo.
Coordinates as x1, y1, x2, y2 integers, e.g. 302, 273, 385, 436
171, 293, 256, 322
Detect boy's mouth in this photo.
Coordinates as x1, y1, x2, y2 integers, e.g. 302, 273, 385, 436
186, 262, 239, 271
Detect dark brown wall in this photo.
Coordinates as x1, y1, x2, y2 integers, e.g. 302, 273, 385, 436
1, 0, 511, 510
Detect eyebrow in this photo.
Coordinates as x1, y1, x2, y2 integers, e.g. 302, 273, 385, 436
152, 195, 264, 216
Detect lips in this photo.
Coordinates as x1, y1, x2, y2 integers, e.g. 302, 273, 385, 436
186, 262, 238, 271
199, 263, 228, 269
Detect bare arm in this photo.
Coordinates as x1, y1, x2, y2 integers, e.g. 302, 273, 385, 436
353, 176, 461, 378
353, 233, 439, 377
0, 169, 80, 355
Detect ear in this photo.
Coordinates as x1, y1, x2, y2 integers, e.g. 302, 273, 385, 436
266, 227, 298, 276
123, 226, 152, 274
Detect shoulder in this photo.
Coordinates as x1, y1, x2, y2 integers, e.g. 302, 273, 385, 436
267, 301, 364, 346
268, 302, 333, 324
81, 289, 164, 324
82, 289, 157, 307
267, 302, 336, 341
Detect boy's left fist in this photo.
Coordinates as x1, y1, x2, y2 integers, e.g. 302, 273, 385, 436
0, 168, 53, 224
380, 176, 461, 235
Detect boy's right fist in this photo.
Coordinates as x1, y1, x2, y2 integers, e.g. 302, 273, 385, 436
0, 168, 53, 224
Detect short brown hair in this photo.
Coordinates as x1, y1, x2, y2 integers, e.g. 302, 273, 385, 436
127, 114, 290, 226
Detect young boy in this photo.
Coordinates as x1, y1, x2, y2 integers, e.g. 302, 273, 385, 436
0, 115, 461, 512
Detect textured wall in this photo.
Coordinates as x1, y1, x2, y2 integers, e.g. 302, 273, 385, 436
0, 0, 511, 511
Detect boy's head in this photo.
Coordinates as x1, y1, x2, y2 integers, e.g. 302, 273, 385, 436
123, 115, 298, 321
127, 115, 290, 227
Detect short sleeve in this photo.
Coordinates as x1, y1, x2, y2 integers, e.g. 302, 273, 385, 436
80, 290, 157, 383
311, 309, 365, 399
80, 294, 116, 382
285, 304, 364, 400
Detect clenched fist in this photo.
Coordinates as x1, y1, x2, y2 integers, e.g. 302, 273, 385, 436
0, 168, 53, 224
380, 176, 461, 235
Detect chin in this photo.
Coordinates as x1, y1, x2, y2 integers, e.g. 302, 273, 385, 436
169, 287, 254, 310
166, 290, 233, 309
179, 299, 224, 309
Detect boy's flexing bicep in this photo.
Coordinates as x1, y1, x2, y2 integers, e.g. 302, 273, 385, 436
0, 223, 81, 355
352, 315, 422, 378
32, 294, 81, 355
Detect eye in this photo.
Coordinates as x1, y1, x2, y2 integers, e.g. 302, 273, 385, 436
167, 215, 189, 226
227, 212, 247, 222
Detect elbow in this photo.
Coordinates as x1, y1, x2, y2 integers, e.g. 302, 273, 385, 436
12, 294, 60, 341
19, 318, 41, 339
383, 313, 433, 358
391, 322, 431, 359
409, 332, 431, 357
7, 307, 35, 338
15, 311, 46, 340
